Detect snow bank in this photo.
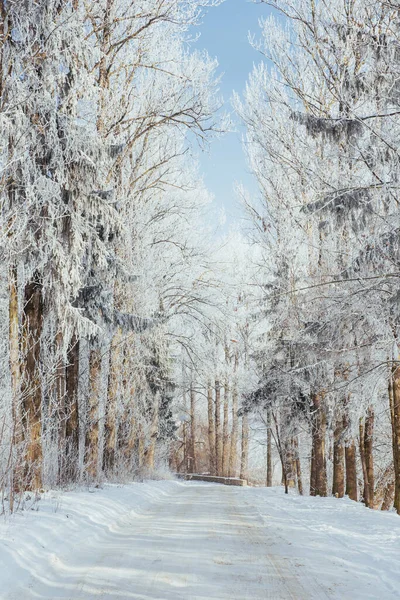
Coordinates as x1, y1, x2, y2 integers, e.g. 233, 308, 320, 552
247, 487, 400, 599
0, 480, 183, 599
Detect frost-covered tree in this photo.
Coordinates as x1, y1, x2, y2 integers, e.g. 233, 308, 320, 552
237, 0, 400, 509
0, 0, 224, 505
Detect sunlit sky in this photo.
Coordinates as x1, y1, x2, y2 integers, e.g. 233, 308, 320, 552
193, 0, 273, 230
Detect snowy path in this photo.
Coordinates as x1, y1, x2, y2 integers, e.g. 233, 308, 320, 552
1, 481, 399, 599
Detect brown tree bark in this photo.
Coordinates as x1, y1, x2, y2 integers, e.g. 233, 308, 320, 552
359, 418, 370, 507
85, 346, 101, 481
266, 407, 273, 487
391, 362, 400, 514
284, 438, 296, 488
381, 477, 395, 511
8, 264, 21, 503
207, 382, 216, 475
293, 436, 303, 495
240, 413, 249, 481
189, 383, 197, 473
222, 381, 230, 476
310, 442, 316, 496
310, 392, 327, 497
332, 418, 345, 498
9, 265, 20, 428
20, 275, 44, 491
271, 410, 288, 493
103, 332, 121, 474
345, 441, 358, 501
55, 331, 67, 485
215, 379, 222, 475
365, 407, 375, 507
65, 335, 79, 483
229, 376, 239, 478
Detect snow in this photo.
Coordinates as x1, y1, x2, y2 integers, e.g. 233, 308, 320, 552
0, 481, 399, 599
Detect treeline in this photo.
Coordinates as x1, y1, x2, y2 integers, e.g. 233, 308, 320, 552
0, 0, 224, 509
236, 0, 400, 511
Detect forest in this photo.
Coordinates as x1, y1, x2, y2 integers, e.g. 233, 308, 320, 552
0, 0, 399, 521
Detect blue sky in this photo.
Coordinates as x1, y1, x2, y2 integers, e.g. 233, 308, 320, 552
193, 0, 272, 229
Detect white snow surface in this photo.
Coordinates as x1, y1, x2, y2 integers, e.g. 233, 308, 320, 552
0, 480, 399, 599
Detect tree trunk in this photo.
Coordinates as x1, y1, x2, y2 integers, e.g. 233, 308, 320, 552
293, 436, 303, 495
310, 392, 327, 497
207, 382, 216, 475
85, 346, 101, 481
55, 331, 67, 486
365, 407, 375, 507
345, 441, 358, 501
381, 477, 395, 511
266, 407, 272, 487
103, 332, 121, 474
20, 275, 44, 491
391, 361, 400, 514
332, 418, 345, 498
229, 381, 239, 478
65, 335, 79, 483
240, 413, 249, 481
272, 411, 288, 494
222, 381, 230, 476
359, 417, 370, 507
189, 383, 197, 473
9, 264, 21, 502
215, 379, 222, 475
284, 438, 296, 488
182, 421, 188, 473
145, 392, 159, 472
137, 424, 145, 474
310, 441, 316, 496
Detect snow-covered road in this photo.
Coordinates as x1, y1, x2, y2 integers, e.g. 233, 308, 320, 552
1, 481, 399, 599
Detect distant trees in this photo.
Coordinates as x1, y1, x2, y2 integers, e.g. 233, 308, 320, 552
171, 235, 256, 481
236, 0, 400, 510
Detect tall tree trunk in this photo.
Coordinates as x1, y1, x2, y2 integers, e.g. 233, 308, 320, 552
55, 331, 67, 485
388, 375, 397, 510
215, 379, 222, 475
145, 392, 159, 472
207, 382, 216, 475
222, 381, 229, 476
310, 392, 327, 497
240, 413, 249, 481
343, 406, 358, 501
123, 377, 137, 473
189, 383, 197, 473
21, 275, 44, 491
9, 264, 21, 502
229, 380, 239, 478
272, 411, 288, 494
345, 441, 358, 501
103, 331, 121, 474
391, 360, 400, 514
85, 346, 101, 481
284, 438, 296, 488
365, 407, 375, 507
293, 436, 303, 495
182, 421, 188, 473
359, 417, 370, 507
65, 335, 79, 483
332, 418, 345, 498
266, 406, 272, 487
